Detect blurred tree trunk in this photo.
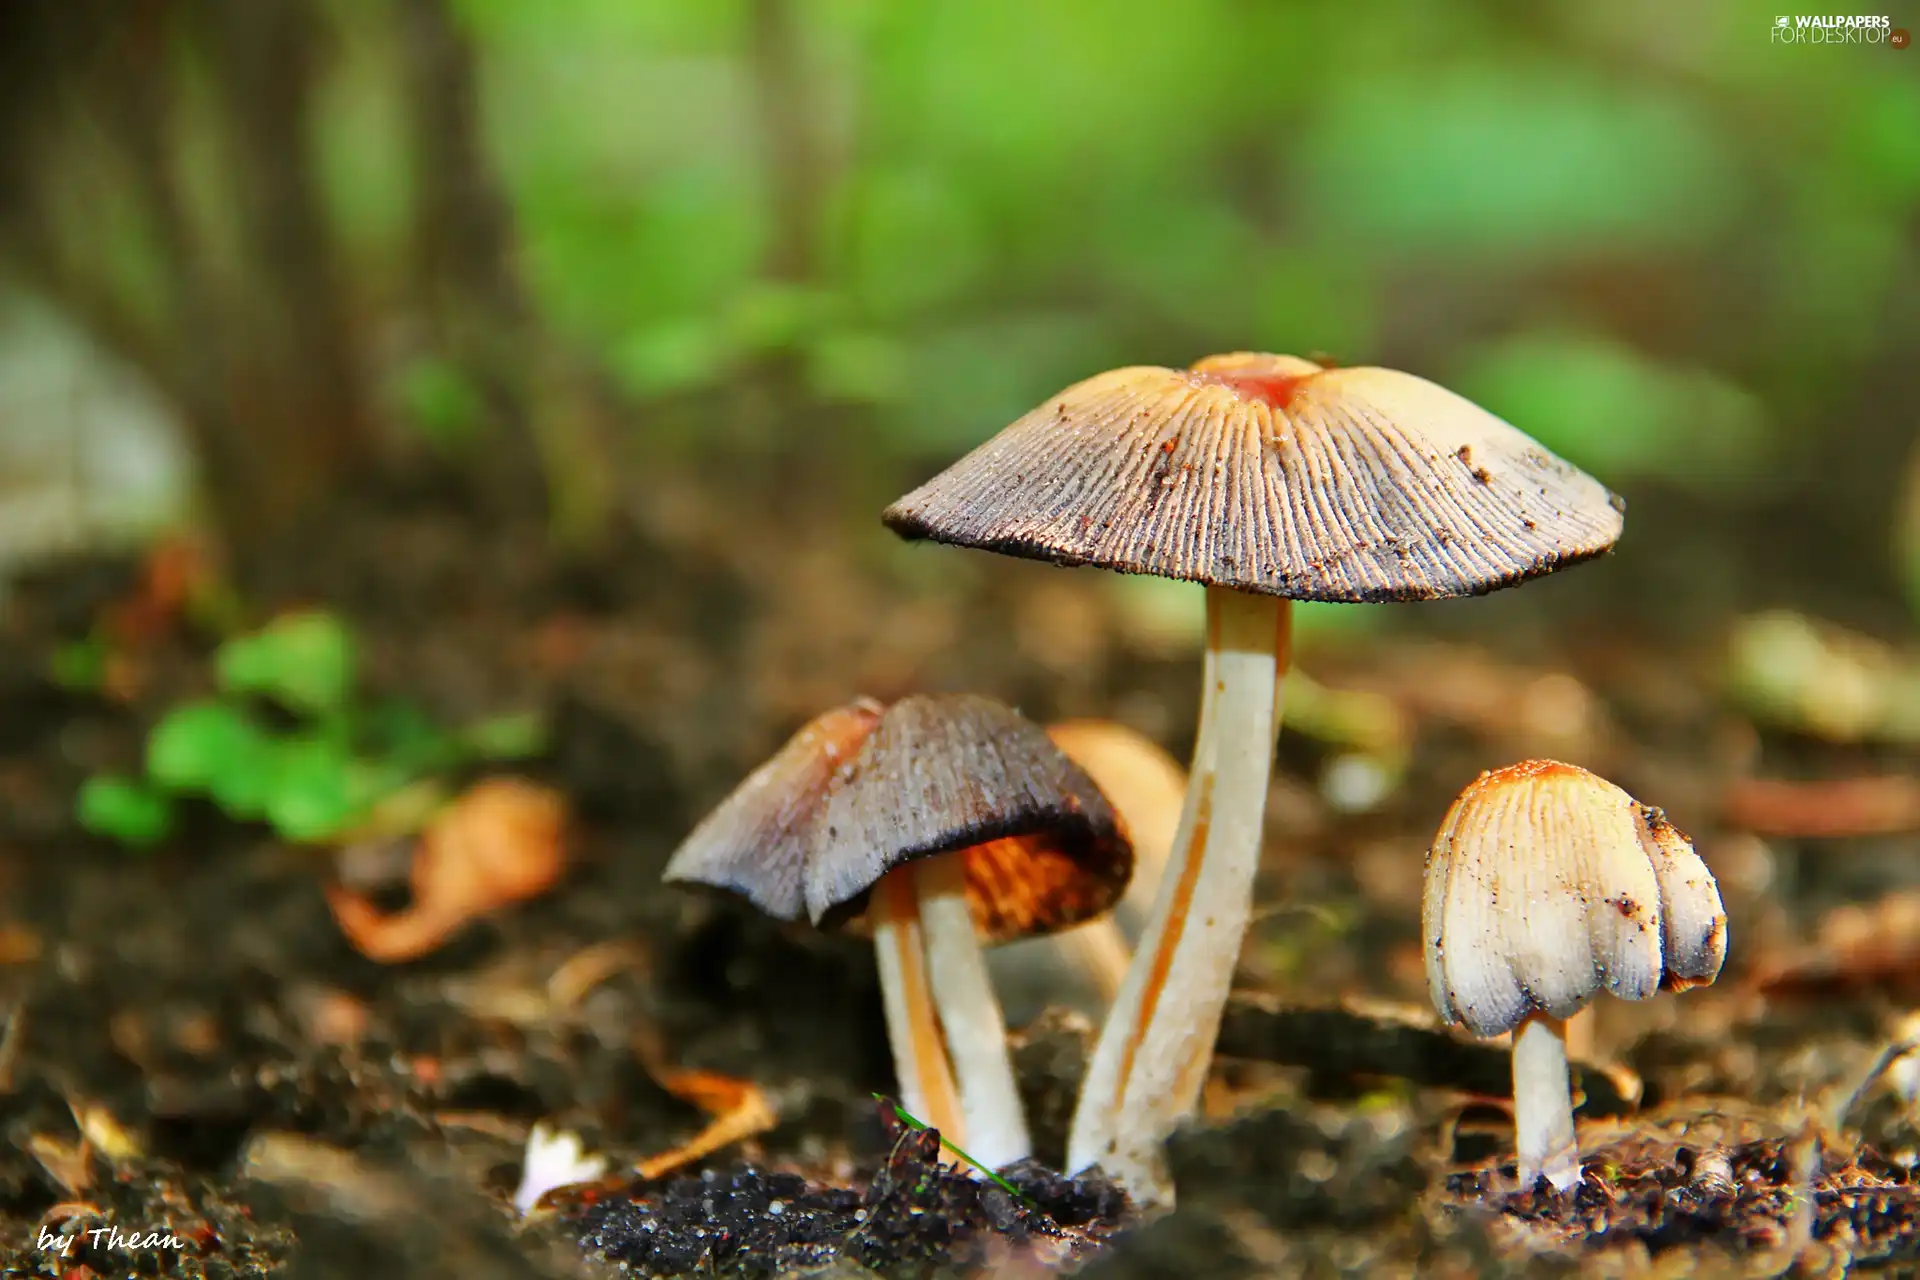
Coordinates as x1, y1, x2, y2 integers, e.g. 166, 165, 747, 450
749, 0, 821, 285
0, 0, 626, 570
398, 0, 616, 545
0, 0, 382, 569
194, 0, 380, 551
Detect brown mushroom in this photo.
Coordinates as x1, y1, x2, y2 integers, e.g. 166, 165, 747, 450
885, 353, 1624, 1203
809, 694, 1131, 1170
664, 694, 1131, 1170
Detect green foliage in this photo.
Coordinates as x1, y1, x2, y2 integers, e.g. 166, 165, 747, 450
1298, 64, 1735, 259
216, 611, 357, 715
77, 610, 546, 850
397, 357, 491, 446
76, 776, 175, 849
1453, 332, 1773, 486
147, 700, 263, 791
409, 0, 1918, 620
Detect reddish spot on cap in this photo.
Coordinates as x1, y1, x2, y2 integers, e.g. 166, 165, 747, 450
1199, 369, 1314, 411
1475, 758, 1587, 788
1187, 352, 1325, 413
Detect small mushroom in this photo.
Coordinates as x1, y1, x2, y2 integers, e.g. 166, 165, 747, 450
664, 694, 1131, 1171
1422, 760, 1728, 1192
886, 353, 1625, 1203
990, 720, 1188, 1016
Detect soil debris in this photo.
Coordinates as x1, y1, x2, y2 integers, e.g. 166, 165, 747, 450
574, 1107, 1131, 1278
1447, 1132, 1920, 1270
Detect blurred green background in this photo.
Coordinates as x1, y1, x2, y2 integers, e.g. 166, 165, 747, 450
0, 0, 1915, 629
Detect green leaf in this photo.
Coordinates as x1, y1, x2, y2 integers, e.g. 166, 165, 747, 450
76, 776, 175, 848
147, 700, 263, 793
217, 612, 357, 714
359, 699, 462, 773
206, 740, 279, 821
264, 737, 380, 843
873, 1094, 1034, 1203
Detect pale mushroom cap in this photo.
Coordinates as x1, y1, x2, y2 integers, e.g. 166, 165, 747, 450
884, 353, 1624, 603
808, 694, 1133, 941
662, 699, 886, 919
1422, 760, 1728, 1038
1044, 719, 1186, 917
1636, 806, 1729, 989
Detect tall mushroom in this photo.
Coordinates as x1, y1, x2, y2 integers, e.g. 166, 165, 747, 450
884, 353, 1625, 1203
663, 694, 1131, 1171
1423, 760, 1728, 1191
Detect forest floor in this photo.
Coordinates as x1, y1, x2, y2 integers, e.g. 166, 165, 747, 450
1, 470, 1917, 1279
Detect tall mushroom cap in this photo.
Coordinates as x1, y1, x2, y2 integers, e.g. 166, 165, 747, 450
808, 693, 1133, 942
1422, 760, 1726, 1039
663, 698, 887, 919
883, 353, 1625, 603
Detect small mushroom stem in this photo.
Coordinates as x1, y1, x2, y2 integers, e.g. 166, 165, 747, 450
917, 853, 1032, 1171
1513, 1012, 1580, 1193
872, 870, 966, 1148
1055, 919, 1133, 1004
1068, 586, 1288, 1206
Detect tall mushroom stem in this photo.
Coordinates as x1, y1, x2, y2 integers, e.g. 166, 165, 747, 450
918, 853, 1032, 1170
1513, 1012, 1580, 1192
1068, 586, 1288, 1206
873, 869, 965, 1147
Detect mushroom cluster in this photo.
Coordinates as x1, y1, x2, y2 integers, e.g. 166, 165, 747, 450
884, 353, 1625, 1203
664, 693, 1132, 1172
1423, 760, 1728, 1191
660, 349, 1668, 1212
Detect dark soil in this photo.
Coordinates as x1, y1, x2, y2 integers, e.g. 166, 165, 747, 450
1, 473, 1916, 1277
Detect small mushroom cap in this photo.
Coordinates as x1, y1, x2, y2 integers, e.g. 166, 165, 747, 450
808, 693, 1133, 942
1422, 760, 1726, 1038
884, 353, 1624, 603
1637, 806, 1729, 990
662, 698, 886, 920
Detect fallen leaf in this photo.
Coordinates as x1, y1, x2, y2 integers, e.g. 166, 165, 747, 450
327, 777, 568, 963
27, 1133, 91, 1194
631, 1030, 777, 1182
69, 1099, 142, 1162
1723, 775, 1920, 839
547, 939, 650, 1010
0, 923, 41, 965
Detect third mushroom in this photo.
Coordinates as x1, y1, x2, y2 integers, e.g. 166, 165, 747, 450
1423, 760, 1728, 1192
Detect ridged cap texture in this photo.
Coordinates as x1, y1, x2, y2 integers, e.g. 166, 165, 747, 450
665, 694, 1133, 942
1422, 759, 1727, 1037
884, 353, 1625, 603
